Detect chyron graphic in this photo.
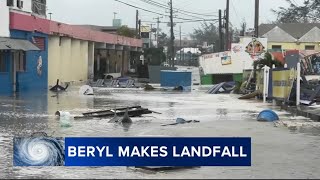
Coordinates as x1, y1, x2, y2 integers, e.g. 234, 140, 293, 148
13, 133, 65, 166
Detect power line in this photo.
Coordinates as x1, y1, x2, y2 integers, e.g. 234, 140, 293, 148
141, 0, 218, 17
142, 19, 218, 24
115, 0, 214, 21
138, 0, 210, 20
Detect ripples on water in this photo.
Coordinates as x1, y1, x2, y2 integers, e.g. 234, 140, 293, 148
1, 85, 320, 179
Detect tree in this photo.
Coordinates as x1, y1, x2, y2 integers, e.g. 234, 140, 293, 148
272, 0, 320, 23
254, 52, 284, 70
157, 32, 169, 48
117, 25, 136, 38
191, 22, 219, 46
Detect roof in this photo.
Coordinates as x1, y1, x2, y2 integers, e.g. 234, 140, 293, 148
10, 12, 142, 47
259, 23, 320, 39
74, 25, 136, 32
0, 37, 40, 51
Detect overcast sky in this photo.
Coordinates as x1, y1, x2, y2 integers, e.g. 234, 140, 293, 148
47, 0, 305, 39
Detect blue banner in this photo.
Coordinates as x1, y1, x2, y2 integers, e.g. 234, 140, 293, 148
65, 137, 251, 167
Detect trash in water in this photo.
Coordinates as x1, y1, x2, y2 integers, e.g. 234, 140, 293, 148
55, 111, 73, 127
79, 85, 94, 96
50, 79, 69, 92
257, 109, 279, 122
161, 118, 200, 126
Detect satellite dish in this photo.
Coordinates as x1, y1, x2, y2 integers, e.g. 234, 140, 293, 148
79, 85, 94, 96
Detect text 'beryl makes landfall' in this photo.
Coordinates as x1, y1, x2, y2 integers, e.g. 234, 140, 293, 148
68, 146, 248, 158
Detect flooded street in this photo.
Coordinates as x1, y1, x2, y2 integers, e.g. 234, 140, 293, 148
0, 68, 319, 179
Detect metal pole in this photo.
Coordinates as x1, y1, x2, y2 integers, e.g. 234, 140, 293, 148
219, 9, 223, 52
296, 62, 301, 106
254, 0, 260, 38
169, 0, 175, 67
136, 10, 139, 38
180, 25, 182, 65
156, 17, 160, 47
225, 0, 230, 51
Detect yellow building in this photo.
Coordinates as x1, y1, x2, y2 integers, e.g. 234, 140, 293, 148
47, 22, 142, 87
259, 23, 320, 52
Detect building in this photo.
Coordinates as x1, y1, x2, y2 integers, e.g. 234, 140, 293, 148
259, 23, 320, 51
0, 0, 142, 95
199, 37, 268, 85
0, 0, 48, 94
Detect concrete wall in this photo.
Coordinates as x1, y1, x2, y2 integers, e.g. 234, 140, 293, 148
199, 51, 254, 75
0, 0, 10, 37
88, 42, 94, 79
11, 30, 48, 93
48, 36, 91, 86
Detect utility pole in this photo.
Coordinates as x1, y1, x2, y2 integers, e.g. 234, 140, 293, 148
136, 10, 139, 38
218, 9, 223, 52
225, 0, 230, 51
169, 0, 175, 67
254, 0, 260, 38
138, 19, 141, 39
150, 24, 154, 48
154, 17, 163, 48
180, 25, 182, 65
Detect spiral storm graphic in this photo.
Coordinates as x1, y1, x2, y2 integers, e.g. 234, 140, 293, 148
13, 133, 65, 166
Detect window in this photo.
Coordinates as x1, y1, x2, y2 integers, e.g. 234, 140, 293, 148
0, 52, 7, 72
15, 51, 26, 72
7, 0, 14, 6
305, 45, 315, 50
17, 0, 23, 9
272, 45, 282, 50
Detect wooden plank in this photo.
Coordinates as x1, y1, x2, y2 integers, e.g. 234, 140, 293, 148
75, 108, 152, 119
82, 106, 142, 116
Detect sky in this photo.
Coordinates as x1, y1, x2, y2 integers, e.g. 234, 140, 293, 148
47, 0, 305, 39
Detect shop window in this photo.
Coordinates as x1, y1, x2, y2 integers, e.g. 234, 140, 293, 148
0, 52, 7, 72
305, 45, 315, 50
16, 51, 26, 72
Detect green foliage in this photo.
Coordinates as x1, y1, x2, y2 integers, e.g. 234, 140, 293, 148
117, 25, 136, 38
191, 22, 219, 45
143, 47, 166, 66
158, 32, 169, 48
272, 0, 320, 23
254, 52, 284, 70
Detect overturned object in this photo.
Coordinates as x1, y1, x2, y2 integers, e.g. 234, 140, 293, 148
50, 79, 69, 92
207, 82, 235, 94
108, 108, 133, 124
79, 85, 94, 95
257, 110, 279, 122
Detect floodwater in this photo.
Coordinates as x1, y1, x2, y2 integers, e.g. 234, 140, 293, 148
1, 67, 320, 179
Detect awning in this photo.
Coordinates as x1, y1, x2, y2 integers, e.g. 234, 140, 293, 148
0, 37, 40, 51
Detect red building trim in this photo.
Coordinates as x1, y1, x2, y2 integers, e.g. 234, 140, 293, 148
10, 12, 142, 47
